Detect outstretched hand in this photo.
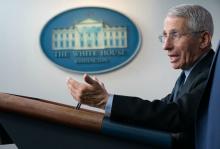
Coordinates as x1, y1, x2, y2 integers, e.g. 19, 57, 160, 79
67, 74, 109, 109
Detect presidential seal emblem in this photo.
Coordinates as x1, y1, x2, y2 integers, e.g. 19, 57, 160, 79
40, 7, 141, 73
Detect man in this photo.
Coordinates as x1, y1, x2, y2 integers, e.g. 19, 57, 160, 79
67, 4, 214, 149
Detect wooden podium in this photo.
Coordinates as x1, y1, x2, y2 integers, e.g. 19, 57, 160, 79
0, 93, 171, 149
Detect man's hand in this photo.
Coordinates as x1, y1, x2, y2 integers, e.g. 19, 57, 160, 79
67, 74, 109, 109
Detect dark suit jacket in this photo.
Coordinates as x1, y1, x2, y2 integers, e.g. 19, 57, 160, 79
195, 46, 220, 149
110, 50, 215, 149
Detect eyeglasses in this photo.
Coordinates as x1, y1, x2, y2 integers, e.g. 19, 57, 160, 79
158, 31, 204, 43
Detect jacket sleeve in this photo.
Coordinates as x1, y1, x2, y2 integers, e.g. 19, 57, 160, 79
110, 75, 208, 133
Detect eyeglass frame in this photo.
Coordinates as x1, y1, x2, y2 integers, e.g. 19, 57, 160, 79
158, 30, 205, 43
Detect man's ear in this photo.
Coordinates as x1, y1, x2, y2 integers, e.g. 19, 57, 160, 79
200, 31, 212, 49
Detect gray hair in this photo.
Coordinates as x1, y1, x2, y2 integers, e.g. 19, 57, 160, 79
167, 4, 214, 37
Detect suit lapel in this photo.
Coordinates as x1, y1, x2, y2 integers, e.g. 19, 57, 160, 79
174, 50, 215, 100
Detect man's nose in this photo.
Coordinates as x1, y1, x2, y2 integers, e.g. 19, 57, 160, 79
163, 37, 173, 51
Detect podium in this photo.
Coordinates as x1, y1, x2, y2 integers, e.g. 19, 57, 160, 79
0, 93, 171, 149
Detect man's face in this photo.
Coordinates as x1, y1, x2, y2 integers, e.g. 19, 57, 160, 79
163, 16, 202, 70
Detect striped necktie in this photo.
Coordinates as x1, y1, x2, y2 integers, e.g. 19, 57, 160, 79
173, 71, 186, 101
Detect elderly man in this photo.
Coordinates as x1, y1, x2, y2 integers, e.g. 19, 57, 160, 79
67, 4, 214, 149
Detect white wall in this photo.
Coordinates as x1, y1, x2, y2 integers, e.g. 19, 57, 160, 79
0, 0, 219, 109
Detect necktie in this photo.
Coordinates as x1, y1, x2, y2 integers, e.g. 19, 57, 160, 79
173, 71, 186, 101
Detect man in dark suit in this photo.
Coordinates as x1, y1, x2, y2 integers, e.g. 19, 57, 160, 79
67, 4, 214, 149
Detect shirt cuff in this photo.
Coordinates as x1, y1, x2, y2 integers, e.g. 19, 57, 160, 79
104, 94, 114, 117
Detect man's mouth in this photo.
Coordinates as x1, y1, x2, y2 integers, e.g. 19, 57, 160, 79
169, 55, 179, 63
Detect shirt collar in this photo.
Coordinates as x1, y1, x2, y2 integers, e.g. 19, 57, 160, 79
182, 51, 210, 82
